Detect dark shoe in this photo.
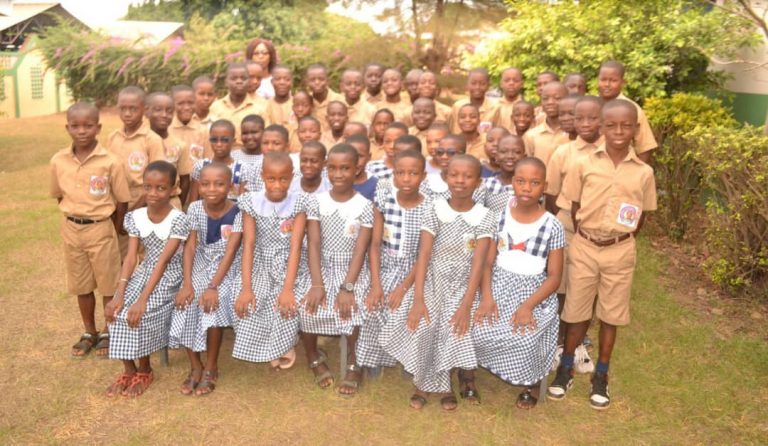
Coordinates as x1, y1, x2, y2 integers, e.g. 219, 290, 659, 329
589, 371, 610, 410
547, 365, 574, 401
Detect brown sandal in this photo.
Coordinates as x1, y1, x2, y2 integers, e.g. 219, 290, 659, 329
106, 372, 134, 397
71, 332, 97, 359
196, 370, 218, 396
180, 371, 200, 395
125, 370, 154, 397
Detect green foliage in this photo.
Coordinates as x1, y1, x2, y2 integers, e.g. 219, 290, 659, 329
645, 94, 737, 239
688, 125, 768, 297
473, 0, 760, 102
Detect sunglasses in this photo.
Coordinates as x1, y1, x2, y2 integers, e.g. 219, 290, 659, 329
435, 148, 458, 157
209, 136, 233, 144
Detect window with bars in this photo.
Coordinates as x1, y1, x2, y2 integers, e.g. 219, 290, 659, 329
30, 65, 43, 99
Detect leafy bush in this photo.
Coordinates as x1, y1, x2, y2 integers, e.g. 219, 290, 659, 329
471, 0, 759, 102
688, 125, 768, 297
645, 94, 737, 239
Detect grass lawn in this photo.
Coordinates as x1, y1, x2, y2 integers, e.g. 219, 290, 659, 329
0, 113, 766, 445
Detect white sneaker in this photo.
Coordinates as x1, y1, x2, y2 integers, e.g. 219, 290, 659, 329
574, 344, 595, 374
551, 345, 564, 372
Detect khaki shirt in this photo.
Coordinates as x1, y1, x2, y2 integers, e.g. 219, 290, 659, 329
408, 127, 428, 155
345, 98, 377, 126
402, 100, 451, 127
160, 133, 193, 197
320, 131, 344, 150
546, 136, 604, 210
169, 116, 209, 162
363, 91, 383, 106
523, 121, 570, 166
312, 89, 345, 132
617, 93, 657, 154
376, 100, 411, 123
490, 95, 523, 133
533, 105, 546, 126
450, 97, 497, 134
563, 144, 657, 238
50, 144, 131, 220
466, 134, 486, 161
370, 138, 386, 160
210, 94, 268, 145
266, 97, 293, 126
106, 123, 166, 205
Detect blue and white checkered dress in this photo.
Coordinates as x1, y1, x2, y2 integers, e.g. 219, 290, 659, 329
366, 159, 393, 180
382, 199, 496, 393
168, 201, 242, 352
298, 192, 373, 336
109, 208, 190, 360
231, 191, 308, 363
473, 209, 565, 386
356, 180, 431, 368
192, 158, 249, 200
482, 177, 515, 215
419, 172, 489, 204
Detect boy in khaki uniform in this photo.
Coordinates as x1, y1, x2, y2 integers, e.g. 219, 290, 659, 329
449, 68, 497, 135
415, 71, 452, 125
306, 64, 344, 132
362, 63, 385, 105
170, 85, 209, 163
491, 67, 524, 132
210, 63, 268, 146
107, 86, 166, 257
191, 76, 216, 130
407, 98, 437, 154
597, 60, 657, 163
547, 99, 657, 410
340, 69, 377, 126
265, 65, 294, 126
523, 81, 570, 165
51, 102, 131, 358
146, 92, 193, 209
376, 68, 411, 123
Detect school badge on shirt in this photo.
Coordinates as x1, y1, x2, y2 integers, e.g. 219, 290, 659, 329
221, 224, 233, 241
89, 175, 108, 196
463, 233, 477, 253
165, 144, 180, 163
617, 203, 641, 229
128, 151, 147, 172
189, 144, 205, 162
345, 220, 361, 238
279, 218, 294, 237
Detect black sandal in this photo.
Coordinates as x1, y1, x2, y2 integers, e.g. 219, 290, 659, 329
337, 364, 362, 398
458, 369, 480, 404
516, 387, 538, 410
440, 394, 458, 411
93, 332, 110, 358
409, 393, 428, 410
71, 332, 97, 359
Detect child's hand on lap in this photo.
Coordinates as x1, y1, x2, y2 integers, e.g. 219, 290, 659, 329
365, 285, 384, 312
175, 285, 193, 310
450, 304, 472, 338
277, 289, 298, 319
387, 285, 407, 312
473, 297, 499, 326
200, 288, 219, 314
406, 299, 430, 331
302, 287, 326, 315
335, 290, 357, 321
235, 288, 256, 318
510, 304, 536, 335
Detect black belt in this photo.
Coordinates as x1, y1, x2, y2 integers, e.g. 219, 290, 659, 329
578, 229, 632, 247
67, 216, 104, 225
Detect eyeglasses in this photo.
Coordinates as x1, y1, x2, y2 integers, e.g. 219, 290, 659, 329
252, 50, 270, 56
435, 148, 458, 157
209, 136, 232, 143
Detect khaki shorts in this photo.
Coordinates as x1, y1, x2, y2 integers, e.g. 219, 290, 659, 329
556, 209, 575, 295
562, 232, 636, 326
61, 218, 121, 296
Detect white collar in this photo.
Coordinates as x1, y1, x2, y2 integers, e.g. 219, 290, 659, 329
249, 190, 300, 218
434, 198, 488, 226
317, 191, 368, 219
426, 173, 448, 193
133, 208, 183, 239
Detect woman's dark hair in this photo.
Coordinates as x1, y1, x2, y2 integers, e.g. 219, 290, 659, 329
245, 38, 277, 72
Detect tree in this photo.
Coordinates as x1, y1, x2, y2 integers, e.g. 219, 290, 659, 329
471, 0, 760, 102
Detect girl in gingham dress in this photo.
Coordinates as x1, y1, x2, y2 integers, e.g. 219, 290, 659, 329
357, 150, 430, 371
232, 152, 308, 371
105, 161, 191, 398
473, 157, 565, 410
383, 155, 495, 411
170, 163, 243, 396
483, 134, 527, 215
301, 144, 373, 397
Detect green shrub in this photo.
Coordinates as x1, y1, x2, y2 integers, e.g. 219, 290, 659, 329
645, 93, 737, 239
688, 125, 768, 297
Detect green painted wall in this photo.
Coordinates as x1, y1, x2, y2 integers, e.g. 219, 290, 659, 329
730, 91, 768, 126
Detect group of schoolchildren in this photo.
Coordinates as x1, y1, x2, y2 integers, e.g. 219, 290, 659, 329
50, 43, 658, 412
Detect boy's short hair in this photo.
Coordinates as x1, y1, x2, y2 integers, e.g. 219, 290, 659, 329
459, 103, 480, 114
227, 62, 248, 75
301, 140, 327, 158
428, 122, 450, 132
602, 99, 637, 121
328, 100, 348, 112
575, 95, 603, 109
145, 160, 177, 186
538, 71, 560, 81
600, 60, 625, 77
299, 115, 321, 127
241, 114, 265, 127
306, 63, 328, 75
564, 72, 586, 82
513, 100, 535, 111
211, 119, 236, 136
441, 134, 467, 152
346, 134, 371, 151
387, 122, 409, 133
118, 86, 145, 101
373, 108, 395, 121
192, 76, 214, 89
271, 64, 292, 76
468, 67, 490, 80
394, 148, 426, 170
498, 134, 524, 147
565, 93, 583, 99
200, 162, 232, 181
364, 62, 384, 72
146, 91, 172, 105
66, 101, 99, 122
514, 156, 546, 177
263, 151, 293, 170
170, 84, 193, 96
263, 124, 290, 142
345, 122, 367, 136
449, 154, 481, 176
328, 143, 360, 164
394, 134, 422, 152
